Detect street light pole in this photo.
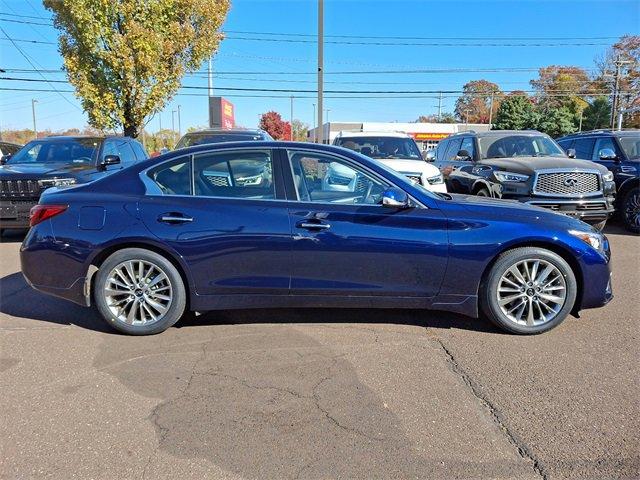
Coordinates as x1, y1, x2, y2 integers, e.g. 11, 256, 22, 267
177, 105, 182, 137
171, 110, 176, 134
31, 99, 38, 139
312, 103, 316, 142
317, 0, 324, 143
488, 91, 495, 128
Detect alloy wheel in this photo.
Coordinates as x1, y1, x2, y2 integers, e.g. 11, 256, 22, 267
103, 260, 173, 326
496, 259, 567, 327
624, 191, 640, 229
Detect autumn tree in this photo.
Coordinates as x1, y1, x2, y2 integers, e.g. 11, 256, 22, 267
291, 120, 309, 141
494, 93, 538, 130
415, 113, 457, 123
530, 65, 591, 115
44, 0, 230, 138
259, 111, 291, 140
454, 80, 503, 124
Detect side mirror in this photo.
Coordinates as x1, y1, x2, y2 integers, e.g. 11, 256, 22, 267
599, 148, 617, 161
566, 148, 576, 159
424, 150, 436, 162
99, 154, 120, 170
0, 154, 10, 165
456, 149, 471, 161
381, 187, 410, 209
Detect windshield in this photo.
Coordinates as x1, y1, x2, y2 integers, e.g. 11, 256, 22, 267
478, 135, 565, 159
336, 136, 422, 161
176, 132, 266, 149
617, 136, 640, 160
7, 138, 100, 164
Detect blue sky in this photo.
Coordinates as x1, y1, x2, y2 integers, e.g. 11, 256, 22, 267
0, 0, 638, 134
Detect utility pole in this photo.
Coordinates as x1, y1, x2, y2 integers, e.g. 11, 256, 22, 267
177, 105, 182, 137
171, 110, 176, 135
437, 92, 442, 122
488, 91, 495, 128
578, 110, 583, 132
290, 95, 294, 140
317, 0, 324, 143
208, 56, 214, 96
610, 56, 632, 129
312, 103, 316, 142
464, 109, 470, 125
31, 99, 38, 139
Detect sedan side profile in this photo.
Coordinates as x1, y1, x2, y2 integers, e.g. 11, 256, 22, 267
21, 142, 613, 336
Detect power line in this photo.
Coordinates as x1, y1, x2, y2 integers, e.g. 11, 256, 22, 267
0, 36, 56, 45
0, 17, 52, 27
0, 11, 50, 20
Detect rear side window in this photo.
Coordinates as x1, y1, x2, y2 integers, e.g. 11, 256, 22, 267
557, 139, 573, 150
193, 150, 274, 200
572, 138, 595, 160
459, 137, 475, 160
149, 159, 192, 195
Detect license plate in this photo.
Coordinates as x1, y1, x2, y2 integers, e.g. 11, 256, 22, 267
0, 203, 17, 219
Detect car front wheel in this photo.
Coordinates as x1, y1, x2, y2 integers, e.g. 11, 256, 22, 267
94, 248, 187, 335
622, 186, 640, 233
481, 247, 577, 334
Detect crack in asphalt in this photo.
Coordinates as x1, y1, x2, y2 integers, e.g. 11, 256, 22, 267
433, 337, 549, 480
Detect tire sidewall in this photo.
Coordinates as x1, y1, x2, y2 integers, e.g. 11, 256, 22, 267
623, 187, 640, 233
482, 247, 577, 334
93, 248, 186, 335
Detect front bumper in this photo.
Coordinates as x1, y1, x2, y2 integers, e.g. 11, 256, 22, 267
0, 198, 37, 228
524, 197, 615, 223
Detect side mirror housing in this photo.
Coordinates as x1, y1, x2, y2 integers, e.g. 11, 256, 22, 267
456, 149, 471, 161
424, 150, 436, 162
99, 154, 120, 170
599, 148, 617, 161
382, 187, 410, 209
566, 148, 576, 159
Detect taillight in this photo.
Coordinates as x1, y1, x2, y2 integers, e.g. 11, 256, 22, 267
29, 204, 68, 227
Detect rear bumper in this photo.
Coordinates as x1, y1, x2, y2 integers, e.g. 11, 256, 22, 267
0, 199, 37, 228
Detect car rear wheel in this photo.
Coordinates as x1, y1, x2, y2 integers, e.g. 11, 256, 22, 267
94, 248, 186, 335
622, 187, 640, 233
481, 247, 577, 334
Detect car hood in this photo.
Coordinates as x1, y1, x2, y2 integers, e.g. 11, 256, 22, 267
479, 156, 609, 175
0, 162, 93, 177
376, 158, 440, 176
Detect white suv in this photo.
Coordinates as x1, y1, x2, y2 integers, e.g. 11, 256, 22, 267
332, 131, 447, 193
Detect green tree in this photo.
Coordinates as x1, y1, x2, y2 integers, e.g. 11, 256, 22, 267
44, 0, 230, 138
454, 80, 503, 124
415, 113, 457, 123
494, 94, 538, 130
581, 97, 612, 131
291, 119, 309, 141
536, 107, 576, 137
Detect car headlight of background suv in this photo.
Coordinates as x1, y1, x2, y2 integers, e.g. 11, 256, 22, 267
569, 229, 607, 255
38, 178, 77, 188
602, 171, 614, 182
426, 173, 444, 185
493, 171, 530, 183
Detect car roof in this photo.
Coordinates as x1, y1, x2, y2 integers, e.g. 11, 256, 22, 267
37, 135, 126, 141
558, 129, 640, 140
467, 130, 547, 138
336, 131, 411, 138
184, 128, 268, 135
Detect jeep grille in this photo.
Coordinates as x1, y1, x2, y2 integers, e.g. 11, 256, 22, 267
533, 172, 600, 197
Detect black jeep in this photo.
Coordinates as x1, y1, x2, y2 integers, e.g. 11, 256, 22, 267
429, 130, 616, 229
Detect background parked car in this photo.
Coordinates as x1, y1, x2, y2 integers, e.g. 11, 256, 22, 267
333, 131, 447, 193
430, 130, 616, 230
557, 130, 640, 233
175, 128, 273, 149
0, 135, 147, 232
0, 141, 22, 163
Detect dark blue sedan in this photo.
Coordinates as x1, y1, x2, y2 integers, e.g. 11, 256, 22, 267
20, 141, 613, 335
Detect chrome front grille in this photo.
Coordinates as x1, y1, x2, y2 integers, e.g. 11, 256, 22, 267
533, 171, 600, 197
0, 179, 42, 198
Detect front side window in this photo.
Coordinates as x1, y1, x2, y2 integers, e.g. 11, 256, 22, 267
103, 139, 136, 165
444, 138, 463, 162
479, 135, 565, 159
616, 136, 640, 161
592, 138, 618, 160
289, 151, 387, 205
193, 150, 274, 199
7, 138, 99, 164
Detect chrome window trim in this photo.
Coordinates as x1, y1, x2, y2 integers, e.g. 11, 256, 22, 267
284, 147, 427, 209
531, 168, 603, 199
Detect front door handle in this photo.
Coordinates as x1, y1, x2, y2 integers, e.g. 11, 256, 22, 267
297, 221, 331, 230
158, 213, 193, 224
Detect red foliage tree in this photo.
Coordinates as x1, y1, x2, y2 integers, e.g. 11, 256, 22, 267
259, 111, 291, 140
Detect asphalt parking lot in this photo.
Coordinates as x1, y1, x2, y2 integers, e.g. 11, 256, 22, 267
0, 224, 638, 480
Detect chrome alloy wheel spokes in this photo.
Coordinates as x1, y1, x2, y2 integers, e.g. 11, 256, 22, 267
496, 259, 567, 327
104, 260, 172, 326
625, 191, 640, 228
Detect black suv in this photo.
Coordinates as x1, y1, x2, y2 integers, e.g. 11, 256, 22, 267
557, 130, 639, 232
175, 128, 273, 149
429, 130, 616, 229
0, 135, 147, 231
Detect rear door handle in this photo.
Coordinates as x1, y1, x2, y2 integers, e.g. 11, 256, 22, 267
158, 213, 193, 224
297, 221, 331, 230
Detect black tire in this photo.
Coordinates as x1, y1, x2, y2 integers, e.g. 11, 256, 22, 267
589, 220, 607, 231
622, 186, 640, 233
481, 247, 577, 335
93, 248, 187, 335
476, 187, 491, 197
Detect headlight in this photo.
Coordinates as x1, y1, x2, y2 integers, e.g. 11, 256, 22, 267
602, 171, 614, 182
426, 173, 444, 185
494, 171, 529, 183
569, 229, 605, 253
38, 178, 77, 188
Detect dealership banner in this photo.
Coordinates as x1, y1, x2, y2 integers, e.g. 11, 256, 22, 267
409, 132, 450, 141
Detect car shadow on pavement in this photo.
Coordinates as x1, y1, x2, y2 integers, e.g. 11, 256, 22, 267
0, 229, 28, 243
0, 271, 500, 334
